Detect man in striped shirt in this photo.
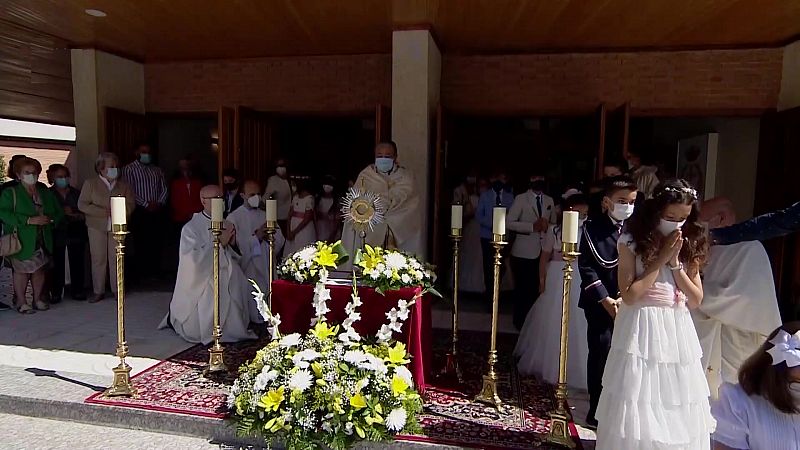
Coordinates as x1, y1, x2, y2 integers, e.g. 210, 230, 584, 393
123, 143, 168, 281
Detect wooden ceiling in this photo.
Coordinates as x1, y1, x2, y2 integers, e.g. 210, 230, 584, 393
1, 0, 799, 61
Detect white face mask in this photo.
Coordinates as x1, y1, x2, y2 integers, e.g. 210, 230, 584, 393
276, 167, 287, 177
105, 167, 119, 180
246, 195, 260, 209
609, 203, 635, 221
658, 218, 685, 236
21, 174, 36, 186
322, 184, 334, 194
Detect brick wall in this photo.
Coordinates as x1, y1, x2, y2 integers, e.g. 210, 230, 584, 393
441, 49, 784, 114
145, 54, 391, 113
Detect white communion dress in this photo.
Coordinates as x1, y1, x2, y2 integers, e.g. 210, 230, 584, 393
514, 225, 587, 390
596, 233, 715, 450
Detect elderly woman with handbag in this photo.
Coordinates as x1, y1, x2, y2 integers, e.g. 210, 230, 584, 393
0, 157, 64, 313
78, 152, 135, 303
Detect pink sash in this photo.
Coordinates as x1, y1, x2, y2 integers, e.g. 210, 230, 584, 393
637, 282, 686, 308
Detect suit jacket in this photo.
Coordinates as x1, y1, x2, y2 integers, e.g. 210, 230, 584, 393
711, 201, 800, 245
578, 214, 623, 310
507, 191, 557, 259
224, 190, 244, 218
78, 177, 135, 232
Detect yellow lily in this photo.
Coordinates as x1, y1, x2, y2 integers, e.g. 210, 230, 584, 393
386, 342, 410, 365
314, 245, 339, 268
391, 374, 409, 396
258, 386, 285, 412
350, 392, 367, 410
311, 321, 338, 340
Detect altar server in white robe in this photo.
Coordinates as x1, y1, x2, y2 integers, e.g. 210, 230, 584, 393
160, 185, 257, 344
342, 141, 421, 261
692, 240, 782, 398
227, 180, 285, 302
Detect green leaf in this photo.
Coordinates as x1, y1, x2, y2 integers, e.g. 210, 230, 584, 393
331, 241, 350, 265
426, 286, 443, 298
355, 425, 366, 439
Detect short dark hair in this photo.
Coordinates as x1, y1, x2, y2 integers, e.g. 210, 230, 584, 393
739, 322, 800, 414
13, 157, 42, 176
563, 193, 588, 210
134, 141, 150, 150
47, 163, 70, 184
222, 168, 239, 180
603, 175, 637, 197
7, 154, 26, 179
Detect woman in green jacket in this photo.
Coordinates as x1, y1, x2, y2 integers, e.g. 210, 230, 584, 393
0, 157, 64, 313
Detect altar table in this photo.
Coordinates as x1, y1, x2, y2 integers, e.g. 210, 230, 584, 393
271, 280, 432, 393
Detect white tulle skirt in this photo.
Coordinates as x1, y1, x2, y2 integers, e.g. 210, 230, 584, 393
514, 260, 588, 390
596, 301, 715, 450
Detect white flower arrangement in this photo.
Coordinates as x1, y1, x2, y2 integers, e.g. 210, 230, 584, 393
230, 277, 424, 450
354, 245, 440, 297
277, 241, 349, 285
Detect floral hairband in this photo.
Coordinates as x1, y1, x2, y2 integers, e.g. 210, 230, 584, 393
661, 186, 698, 200
767, 330, 800, 367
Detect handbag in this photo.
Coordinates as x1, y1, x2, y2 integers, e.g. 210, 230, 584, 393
0, 188, 22, 257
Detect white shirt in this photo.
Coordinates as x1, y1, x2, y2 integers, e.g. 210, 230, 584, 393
713, 383, 800, 450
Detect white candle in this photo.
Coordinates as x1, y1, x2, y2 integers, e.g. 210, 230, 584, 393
492, 207, 506, 236
562, 211, 579, 244
211, 198, 224, 223
110, 196, 126, 225
265, 199, 277, 222
451, 204, 463, 229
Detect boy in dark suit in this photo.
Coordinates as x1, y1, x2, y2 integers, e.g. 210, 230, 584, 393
578, 175, 638, 427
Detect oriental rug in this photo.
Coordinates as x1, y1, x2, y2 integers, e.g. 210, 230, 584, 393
86, 330, 581, 449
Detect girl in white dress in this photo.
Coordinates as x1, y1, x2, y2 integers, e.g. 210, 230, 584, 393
596, 179, 715, 450
283, 179, 317, 257
712, 322, 800, 450
515, 193, 589, 390
315, 175, 340, 244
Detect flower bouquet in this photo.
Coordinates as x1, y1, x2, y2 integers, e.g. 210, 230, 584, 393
354, 245, 440, 297
230, 271, 424, 450
278, 241, 349, 284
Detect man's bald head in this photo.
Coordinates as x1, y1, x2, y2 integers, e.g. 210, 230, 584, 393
200, 185, 221, 214
242, 180, 261, 197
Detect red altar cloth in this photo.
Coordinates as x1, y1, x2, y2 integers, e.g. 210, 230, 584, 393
271, 280, 432, 393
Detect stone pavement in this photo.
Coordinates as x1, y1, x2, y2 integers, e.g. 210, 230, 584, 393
0, 412, 223, 450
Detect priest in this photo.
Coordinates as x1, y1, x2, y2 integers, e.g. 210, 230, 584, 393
226, 180, 285, 297
160, 185, 257, 344
342, 141, 420, 259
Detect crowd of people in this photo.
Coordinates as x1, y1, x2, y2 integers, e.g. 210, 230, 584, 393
449, 152, 800, 448
0, 142, 350, 315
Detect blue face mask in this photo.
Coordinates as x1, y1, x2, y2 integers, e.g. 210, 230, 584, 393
139, 154, 152, 165
375, 157, 394, 174
55, 178, 69, 189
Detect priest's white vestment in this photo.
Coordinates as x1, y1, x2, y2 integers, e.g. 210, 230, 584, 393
160, 212, 257, 344
226, 205, 286, 300
341, 164, 420, 264
691, 241, 782, 398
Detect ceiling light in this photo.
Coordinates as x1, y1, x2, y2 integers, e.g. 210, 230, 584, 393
85, 9, 107, 17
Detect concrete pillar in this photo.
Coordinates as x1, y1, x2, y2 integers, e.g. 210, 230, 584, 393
778, 40, 800, 111
71, 49, 145, 183
391, 30, 441, 259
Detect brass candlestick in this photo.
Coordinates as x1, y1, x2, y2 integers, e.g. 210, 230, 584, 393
546, 241, 579, 448
106, 223, 135, 397
475, 233, 506, 410
205, 221, 226, 374
265, 220, 277, 311
440, 228, 463, 383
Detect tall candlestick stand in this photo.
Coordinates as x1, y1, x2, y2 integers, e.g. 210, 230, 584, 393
265, 220, 277, 311
106, 224, 135, 397
475, 233, 506, 410
546, 241, 579, 448
440, 228, 463, 383
205, 221, 226, 374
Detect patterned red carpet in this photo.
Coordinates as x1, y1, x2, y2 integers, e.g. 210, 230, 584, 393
86, 330, 580, 449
